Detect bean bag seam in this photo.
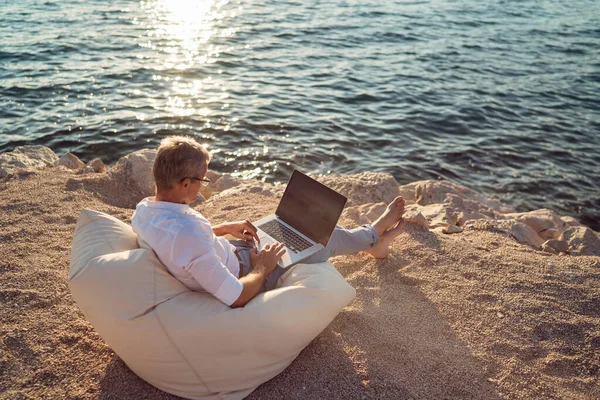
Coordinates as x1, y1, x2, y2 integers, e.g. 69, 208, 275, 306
130, 291, 187, 320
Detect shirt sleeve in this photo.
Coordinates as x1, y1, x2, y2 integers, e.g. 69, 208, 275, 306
172, 225, 243, 306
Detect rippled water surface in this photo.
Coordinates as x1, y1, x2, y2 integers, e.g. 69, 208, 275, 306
1, 0, 599, 229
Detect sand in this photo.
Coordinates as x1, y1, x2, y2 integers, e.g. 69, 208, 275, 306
1, 166, 599, 399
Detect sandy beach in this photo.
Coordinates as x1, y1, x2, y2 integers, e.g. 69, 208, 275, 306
0, 147, 599, 399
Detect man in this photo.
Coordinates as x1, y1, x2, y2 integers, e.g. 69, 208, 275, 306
132, 136, 405, 308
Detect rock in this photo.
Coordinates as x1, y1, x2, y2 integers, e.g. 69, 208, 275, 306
86, 158, 106, 173
215, 181, 275, 199
205, 170, 223, 183
358, 203, 387, 223
113, 149, 156, 197
442, 225, 463, 234
503, 209, 569, 240
542, 239, 569, 254
316, 172, 399, 206
397, 182, 502, 229
445, 194, 498, 225
464, 219, 544, 249
398, 180, 512, 212
343, 202, 431, 230
415, 203, 455, 229
81, 165, 96, 175
198, 170, 226, 199
198, 185, 213, 200
212, 174, 241, 193
407, 194, 497, 229
540, 229, 561, 240
561, 216, 582, 227
343, 203, 387, 226
401, 207, 429, 229
57, 152, 84, 170
508, 222, 545, 249
560, 226, 600, 256
202, 174, 245, 199
541, 243, 558, 254
0, 145, 59, 178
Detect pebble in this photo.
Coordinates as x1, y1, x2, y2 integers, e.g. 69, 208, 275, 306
442, 225, 463, 234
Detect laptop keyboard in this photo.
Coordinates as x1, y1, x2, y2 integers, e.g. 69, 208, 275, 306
257, 220, 313, 253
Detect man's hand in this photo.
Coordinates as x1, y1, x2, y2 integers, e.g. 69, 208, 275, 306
250, 242, 286, 275
213, 220, 260, 242
230, 242, 286, 308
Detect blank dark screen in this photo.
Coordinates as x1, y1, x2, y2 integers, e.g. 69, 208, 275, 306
276, 171, 347, 246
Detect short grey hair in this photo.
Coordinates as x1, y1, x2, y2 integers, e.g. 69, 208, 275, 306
152, 136, 211, 191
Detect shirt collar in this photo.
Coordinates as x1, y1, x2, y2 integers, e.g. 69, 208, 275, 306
140, 197, 191, 214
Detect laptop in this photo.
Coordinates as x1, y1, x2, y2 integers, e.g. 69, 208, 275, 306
253, 170, 347, 268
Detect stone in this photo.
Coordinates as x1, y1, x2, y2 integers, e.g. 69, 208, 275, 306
81, 165, 96, 175
442, 225, 463, 234
401, 207, 429, 229
0, 145, 59, 178
541, 243, 558, 254
540, 229, 561, 240
508, 222, 545, 249
542, 239, 569, 254
397, 182, 501, 229
342, 203, 387, 226
205, 170, 223, 183
316, 172, 399, 206
504, 209, 569, 239
415, 203, 456, 229
445, 194, 498, 225
57, 152, 84, 170
113, 149, 157, 197
357, 203, 387, 223
86, 158, 106, 173
198, 170, 225, 199
203, 174, 246, 200
560, 226, 600, 256
214, 181, 275, 199
198, 185, 213, 200
561, 216, 582, 227
398, 180, 512, 212
464, 219, 544, 249
212, 174, 241, 193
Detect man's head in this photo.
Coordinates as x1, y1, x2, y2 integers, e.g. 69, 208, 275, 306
153, 136, 211, 203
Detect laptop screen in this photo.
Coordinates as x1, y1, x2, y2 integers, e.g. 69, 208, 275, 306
276, 170, 347, 246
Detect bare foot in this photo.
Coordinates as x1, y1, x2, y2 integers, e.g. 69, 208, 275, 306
364, 220, 403, 259
371, 196, 405, 237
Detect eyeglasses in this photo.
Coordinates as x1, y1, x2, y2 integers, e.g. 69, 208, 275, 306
180, 177, 211, 186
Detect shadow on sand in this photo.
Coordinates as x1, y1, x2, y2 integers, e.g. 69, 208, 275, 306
99, 227, 502, 400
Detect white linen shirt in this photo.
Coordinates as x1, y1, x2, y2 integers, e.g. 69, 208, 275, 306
131, 197, 243, 306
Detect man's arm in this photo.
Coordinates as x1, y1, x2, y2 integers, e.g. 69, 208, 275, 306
230, 242, 285, 308
212, 220, 260, 242
229, 265, 269, 308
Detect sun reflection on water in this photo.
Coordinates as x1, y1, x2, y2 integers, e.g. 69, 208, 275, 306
133, 1, 280, 180
139, 0, 236, 120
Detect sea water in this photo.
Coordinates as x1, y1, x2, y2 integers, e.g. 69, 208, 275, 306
1, 0, 599, 229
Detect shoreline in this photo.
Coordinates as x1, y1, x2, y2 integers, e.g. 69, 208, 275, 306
1, 145, 599, 247
2, 142, 598, 233
0, 145, 599, 399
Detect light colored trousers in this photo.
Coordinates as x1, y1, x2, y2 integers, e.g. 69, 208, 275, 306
231, 224, 379, 292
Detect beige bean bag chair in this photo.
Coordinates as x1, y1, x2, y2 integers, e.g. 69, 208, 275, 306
68, 209, 355, 400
